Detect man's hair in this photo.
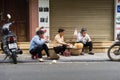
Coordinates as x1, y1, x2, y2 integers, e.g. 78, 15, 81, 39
36, 30, 44, 35
58, 28, 64, 33
81, 27, 87, 33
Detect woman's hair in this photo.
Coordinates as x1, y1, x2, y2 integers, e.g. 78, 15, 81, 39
80, 27, 87, 33
36, 30, 44, 35
58, 28, 64, 33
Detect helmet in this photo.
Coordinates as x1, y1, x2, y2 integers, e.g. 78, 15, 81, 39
2, 28, 9, 35
2, 22, 12, 35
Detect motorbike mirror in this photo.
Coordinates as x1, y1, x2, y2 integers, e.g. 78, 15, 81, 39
7, 14, 11, 19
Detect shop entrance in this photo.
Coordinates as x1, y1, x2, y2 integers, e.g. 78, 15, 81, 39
0, 0, 29, 41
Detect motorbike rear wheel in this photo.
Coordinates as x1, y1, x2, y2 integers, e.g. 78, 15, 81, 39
108, 44, 120, 61
11, 53, 17, 64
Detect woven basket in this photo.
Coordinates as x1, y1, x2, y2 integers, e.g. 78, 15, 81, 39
49, 48, 60, 60
70, 48, 82, 56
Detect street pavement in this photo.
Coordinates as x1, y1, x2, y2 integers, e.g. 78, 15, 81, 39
0, 53, 120, 80
0, 53, 110, 64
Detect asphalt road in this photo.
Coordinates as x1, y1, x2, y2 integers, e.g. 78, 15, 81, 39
0, 62, 120, 80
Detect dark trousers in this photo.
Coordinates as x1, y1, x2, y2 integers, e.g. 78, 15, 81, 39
30, 44, 50, 58
79, 41, 93, 52
54, 45, 67, 54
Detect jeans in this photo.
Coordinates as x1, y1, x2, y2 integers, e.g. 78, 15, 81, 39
79, 41, 93, 52
54, 45, 67, 55
30, 44, 50, 58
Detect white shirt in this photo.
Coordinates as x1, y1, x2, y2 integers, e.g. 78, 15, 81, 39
77, 33, 91, 44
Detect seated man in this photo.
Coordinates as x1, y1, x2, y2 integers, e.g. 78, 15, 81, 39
54, 28, 70, 55
77, 27, 94, 55
29, 30, 50, 62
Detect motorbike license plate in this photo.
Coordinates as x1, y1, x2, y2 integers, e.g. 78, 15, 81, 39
8, 43, 17, 49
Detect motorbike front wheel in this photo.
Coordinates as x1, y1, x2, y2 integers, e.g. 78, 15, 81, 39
108, 44, 120, 61
11, 53, 17, 64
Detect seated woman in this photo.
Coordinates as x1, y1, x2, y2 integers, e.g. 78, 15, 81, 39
77, 27, 94, 55
54, 28, 70, 55
29, 30, 50, 62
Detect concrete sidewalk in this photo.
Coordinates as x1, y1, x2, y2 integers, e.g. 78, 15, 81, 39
0, 53, 110, 63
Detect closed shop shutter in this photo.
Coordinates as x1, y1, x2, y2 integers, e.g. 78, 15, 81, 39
50, 0, 114, 41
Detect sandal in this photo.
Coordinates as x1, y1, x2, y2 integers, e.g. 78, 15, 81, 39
38, 58, 44, 62
47, 57, 51, 60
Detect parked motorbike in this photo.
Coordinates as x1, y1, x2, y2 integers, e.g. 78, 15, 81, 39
107, 33, 120, 61
1, 14, 22, 64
